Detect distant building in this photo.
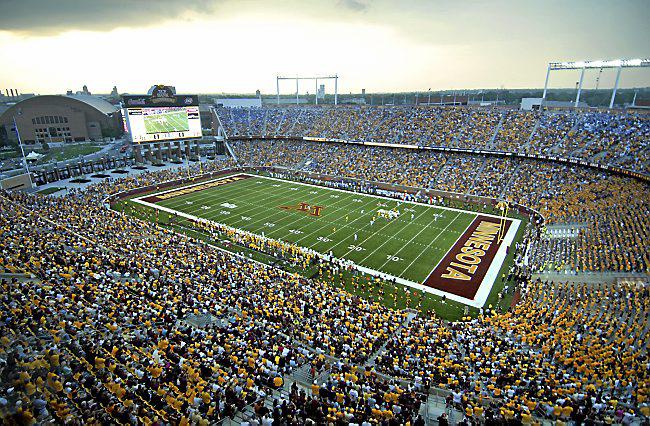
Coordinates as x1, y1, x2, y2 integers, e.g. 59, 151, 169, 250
271, 98, 309, 105
627, 99, 650, 110
418, 95, 469, 106
520, 97, 587, 110
340, 97, 367, 105
0, 94, 123, 144
0, 89, 34, 102
215, 98, 263, 108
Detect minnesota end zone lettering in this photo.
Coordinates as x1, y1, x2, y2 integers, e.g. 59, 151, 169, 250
424, 215, 512, 300
441, 221, 501, 280
278, 202, 323, 217
141, 174, 252, 203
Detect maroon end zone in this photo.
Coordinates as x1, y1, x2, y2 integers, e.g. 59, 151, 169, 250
424, 215, 511, 300
140, 174, 252, 203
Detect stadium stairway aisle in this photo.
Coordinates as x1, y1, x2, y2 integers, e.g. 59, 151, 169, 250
289, 362, 316, 387
523, 114, 542, 148
365, 311, 418, 367
486, 111, 506, 149
425, 392, 459, 425
224, 140, 238, 164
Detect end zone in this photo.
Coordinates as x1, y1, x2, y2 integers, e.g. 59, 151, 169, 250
424, 215, 519, 305
140, 174, 252, 203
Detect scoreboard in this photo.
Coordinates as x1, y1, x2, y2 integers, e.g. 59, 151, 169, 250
122, 85, 201, 143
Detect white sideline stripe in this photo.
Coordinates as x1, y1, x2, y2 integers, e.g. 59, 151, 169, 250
134, 173, 521, 308
256, 174, 510, 220
473, 218, 520, 307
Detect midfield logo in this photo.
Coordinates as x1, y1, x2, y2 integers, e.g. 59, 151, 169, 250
278, 202, 323, 217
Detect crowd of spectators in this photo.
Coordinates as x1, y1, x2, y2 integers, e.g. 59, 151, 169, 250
1, 132, 648, 424
1, 162, 423, 424
216, 105, 649, 173
492, 111, 539, 152
375, 279, 649, 424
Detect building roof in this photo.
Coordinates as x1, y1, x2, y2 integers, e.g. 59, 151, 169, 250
0, 95, 120, 123
65, 94, 120, 115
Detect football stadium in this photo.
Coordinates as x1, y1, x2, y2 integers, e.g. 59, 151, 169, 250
1, 1, 649, 425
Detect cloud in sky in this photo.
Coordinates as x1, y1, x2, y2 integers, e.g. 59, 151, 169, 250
0, 0, 648, 94
0, 0, 218, 34
338, 0, 373, 12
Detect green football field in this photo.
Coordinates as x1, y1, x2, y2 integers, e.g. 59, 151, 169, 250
133, 173, 520, 305
144, 110, 189, 134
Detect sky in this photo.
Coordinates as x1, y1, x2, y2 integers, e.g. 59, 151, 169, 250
0, 0, 648, 95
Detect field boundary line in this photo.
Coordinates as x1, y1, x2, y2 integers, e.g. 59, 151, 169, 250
258, 173, 508, 220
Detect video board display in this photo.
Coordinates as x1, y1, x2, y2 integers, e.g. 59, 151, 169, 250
122, 85, 201, 143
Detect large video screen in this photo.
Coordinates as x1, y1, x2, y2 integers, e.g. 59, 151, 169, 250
125, 106, 201, 143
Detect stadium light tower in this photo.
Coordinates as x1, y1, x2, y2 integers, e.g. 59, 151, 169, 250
542, 58, 649, 108
277, 74, 339, 105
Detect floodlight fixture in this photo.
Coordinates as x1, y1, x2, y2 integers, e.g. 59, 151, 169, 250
276, 75, 339, 105
549, 58, 648, 70
542, 58, 649, 108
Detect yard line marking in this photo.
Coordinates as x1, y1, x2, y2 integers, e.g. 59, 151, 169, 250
160, 178, 271, 213
138, 174, 508, 300
257, 173, 509, 221
357, 207, 432, 264
264, 191, 372, 239
197, 183, 301, 225
292, 194, 380, 245
322, 197, 403, 254
161, 177, 305, 225
175, 176, 354, 235
400, 211, 470, 277
375, 209, 450, 271
235, 182, 349, 231
162, 183, 311, 231
338, 209, 406, 259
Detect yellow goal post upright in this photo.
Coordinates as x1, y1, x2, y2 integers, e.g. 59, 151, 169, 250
496, 200, 509, 244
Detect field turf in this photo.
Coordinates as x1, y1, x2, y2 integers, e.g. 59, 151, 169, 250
134, 174, 519, 307
144, 110, 189, 134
